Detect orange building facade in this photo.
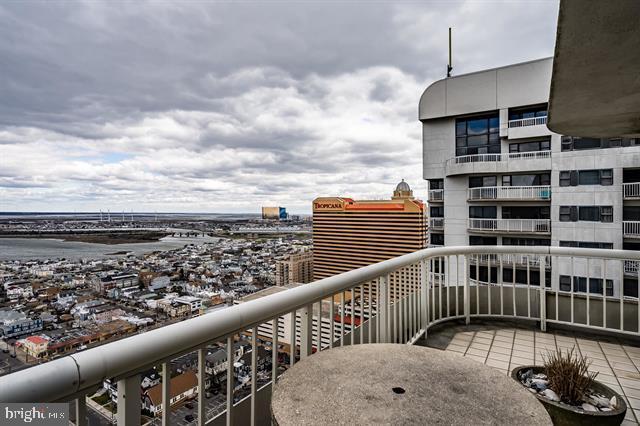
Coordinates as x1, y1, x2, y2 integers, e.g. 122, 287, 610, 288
312, 180, 428, 281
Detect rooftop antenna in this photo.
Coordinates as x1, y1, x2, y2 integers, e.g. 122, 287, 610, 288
447, 27, 453, 78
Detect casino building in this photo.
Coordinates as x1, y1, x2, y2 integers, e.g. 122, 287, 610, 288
312, 180, 428, 280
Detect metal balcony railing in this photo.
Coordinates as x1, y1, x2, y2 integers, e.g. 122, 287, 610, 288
428, 189, 444, 202
624, 221, 640, 238
446, 150, 551, 168
468, 218, 551, 234
468, 185, 551, 201
624, 183, 640, 199
1, 246, 638, 426
625, 260, 639, 275
508, 116, 548, 128
429, 217, 444, 230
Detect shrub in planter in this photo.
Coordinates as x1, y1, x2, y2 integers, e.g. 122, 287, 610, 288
512, 347, 627, 426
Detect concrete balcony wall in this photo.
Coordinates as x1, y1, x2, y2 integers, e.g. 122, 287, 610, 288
507, 119, 553, 140
445, 152, 552, 177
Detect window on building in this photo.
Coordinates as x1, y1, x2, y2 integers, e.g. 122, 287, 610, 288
469, 176, 497, 188
563, 276, 614, 296
430, 233, 444, 245
469, 235, 497, 245
508, 104, 548, 120
503, 237, 550, 246
502, 206, 550, 220
623, 206, 640, 221
429, 179, 444, 190
502, 173, 550, 186
455, 113, 500, 157
559, 169, 613, 187
561, 136, 638, 152
509, 138, 550, 153
502, 268, 551, 287
560, 206, 613, 222
469, 206, 497, 219
559, 241, 614, 249
430, 206, 444, 217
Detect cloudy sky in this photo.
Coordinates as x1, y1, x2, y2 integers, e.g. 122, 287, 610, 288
0, 1, 559, 214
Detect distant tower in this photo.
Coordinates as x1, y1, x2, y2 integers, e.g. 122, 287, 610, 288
107, 209, 111, 222
392, 179, 415, 200
100, 210, 103, 222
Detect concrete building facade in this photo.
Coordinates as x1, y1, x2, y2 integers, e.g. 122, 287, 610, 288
420, 57, 640, 298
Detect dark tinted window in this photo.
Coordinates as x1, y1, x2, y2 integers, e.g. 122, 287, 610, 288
469, 236, 497, 245
509, 105, 548, 120
503, 238, 550, 246
469, 176, 497, 188
579, 206, 600, 221
430, 206, 444, 217
455, 113, 500, 157
469, 206, 497, 218
502, 206, 550, 219
430, 233, 444, 245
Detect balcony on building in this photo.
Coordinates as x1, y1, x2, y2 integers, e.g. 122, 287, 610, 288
468, 218, 551, 234
623, 168, 640, 200
468, 185, 551, 202
428, 189, 444, 202
445, 150, 551, 177
624, 221, 640, 239
429, 217, 444, 230
505, 105, 552, 140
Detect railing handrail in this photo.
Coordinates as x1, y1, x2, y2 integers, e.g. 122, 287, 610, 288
1, 245, 639, 404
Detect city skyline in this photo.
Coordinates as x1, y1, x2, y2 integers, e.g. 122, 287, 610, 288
0, 1, 559, 213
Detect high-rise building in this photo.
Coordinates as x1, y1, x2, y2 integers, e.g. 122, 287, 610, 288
262, 206, 288, 220
312, 181, 427, 281
275, 250, 314, 286
420, 57, 640, 297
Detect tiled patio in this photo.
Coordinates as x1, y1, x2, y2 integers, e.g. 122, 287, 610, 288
423, 322, 640, 425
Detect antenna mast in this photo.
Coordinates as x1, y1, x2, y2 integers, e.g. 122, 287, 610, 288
447, 27, 453, 78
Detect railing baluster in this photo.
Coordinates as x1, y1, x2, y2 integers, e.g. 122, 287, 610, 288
446, 255, 451, 320
526, 261, 531, 318
512, 258, 516, 317
198, 348, 206, 426
317, 301, 323, 350
368, 280, 373, 344
226, 336, 234, 426
75, 395, 87, 426
421, 259, 428, 333
571, 256, 575, 324
488, 255, 492, 316
250, 328, 257, 426
587, 258, 591, 326
330, 296, 335, 348
439, 257, 443, 320
602, 259, 607, 329
272, 316, 279, 384
301, 304, 312, 357
338, 292, 345, 345
455, 255, 459, 317
499, 256, 504, 316
360, 285, 365, 344
475, 255, 480, 316
540, 256, 546, 331
379, 275, 388, 342
290, 310, 297, 365
351, 288, 356, 346
620, 261, 625, 332
464, 255, 470, 324
117, 374, 140, 426
162, 362, 170, 426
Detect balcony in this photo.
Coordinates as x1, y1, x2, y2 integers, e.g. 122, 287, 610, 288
468, 185, 551, 202
429, 217, 444, 230
507, 116, 552, 139
624, 182, 640, 199
624, 221, 640, 239
1, 246, 638, 425
428, 189, 444, 202
468, 218, 551, 234
445, 151, 551, 177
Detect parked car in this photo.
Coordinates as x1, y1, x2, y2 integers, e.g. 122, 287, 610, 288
185, 414, 195, 422
185, 403, 194, 410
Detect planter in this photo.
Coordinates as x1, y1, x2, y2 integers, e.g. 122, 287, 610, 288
511, 366, 627, 426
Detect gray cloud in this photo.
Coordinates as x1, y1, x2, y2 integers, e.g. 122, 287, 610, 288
0, 0, 559, 213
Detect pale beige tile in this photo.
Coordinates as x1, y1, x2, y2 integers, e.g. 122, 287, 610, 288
465, 354, 487, 364
446, 343, 468, 354
466, 347, 488, 358
489, 345, 512, 355
623, 386, 640, 400
488, 352, 511, 362
619, 378, 640, 390
485, 358, 509, 370
470, 342, 491, 351
492, 340, 513, 349
615, 370, 640, 381
493, 335, 513, 344
612, 362, 639, 373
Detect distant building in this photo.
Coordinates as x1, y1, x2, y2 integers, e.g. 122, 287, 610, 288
22, 335, 49, 359
262, 206, 288, 220
91, 273, 138, 295
275, 250, 313, 286
142, 371, 198, 417
0, 309, 43, 339
312, 181, 427, 280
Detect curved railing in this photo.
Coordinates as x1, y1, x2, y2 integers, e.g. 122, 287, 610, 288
0, 246, 638, 425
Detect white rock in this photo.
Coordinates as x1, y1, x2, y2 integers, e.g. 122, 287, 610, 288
601, 407, 613, 412
589, 395, 611, 408
541, 389, 560, 402
531, 378, 549, 386
582, 403, 598, 412
610, 396, 618, 408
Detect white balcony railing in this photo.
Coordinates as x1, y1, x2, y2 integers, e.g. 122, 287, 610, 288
428, 189, 444, 202
624, 183, 640, 199
624, 260, 639, 275
624, 221, 640, 238
1, 246, 638, 426
446, 150, 551, 168
429, 217, 444, 229
468, 185, 551, 201
468, 218, 551, 234
508, 116, 548, 128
